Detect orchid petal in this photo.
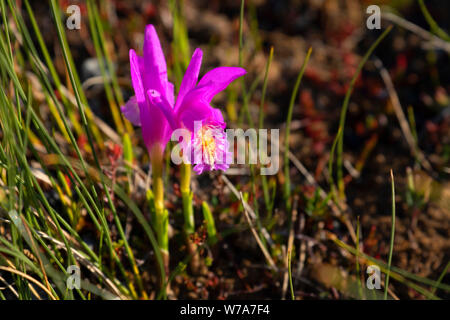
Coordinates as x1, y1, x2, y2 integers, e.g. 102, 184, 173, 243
147, 89, 181, 131
214, 163, 230, 171
121, 96, 141, 126
129, 49, 145, 103
176, 90, 215, 132
139, 96, 171, 150
211, 108, 226, 128
166, 81, 175, 107
179, 103, 213, 132
142, 25, 169, 95
196, 67, 247, 102
193, 164, 206, 175
175, 48, 203, 110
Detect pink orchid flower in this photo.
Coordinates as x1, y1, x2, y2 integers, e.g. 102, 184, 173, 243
122, 24, 246, 174
121, 25, 174, 157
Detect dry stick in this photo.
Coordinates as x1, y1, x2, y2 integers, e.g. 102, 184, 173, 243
295, 213, 307, 285
0, 275, 19, 298
2, 257, 43, 300
282, 195, 298, 299
294, 233, 325, 248
81, 75, 129, 92
344, 159, 360, 179
222, 175, 256, 220
239, 191, 277, 271
382, 11, 450, 54
36, 231, 124, 298
0, 266, 57, 300
222, 174, 273, 246
375, 59, 433, 173
382, 281, 400, 301
278, 143, 358, 244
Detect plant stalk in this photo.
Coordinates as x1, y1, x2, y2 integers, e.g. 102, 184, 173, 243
180, 163, 200, 273
150, 144, 169, 285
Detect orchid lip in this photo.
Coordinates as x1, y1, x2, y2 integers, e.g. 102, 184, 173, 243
191, 120, 230, 174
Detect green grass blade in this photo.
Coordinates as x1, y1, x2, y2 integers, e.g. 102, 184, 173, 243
283, 47, 312, 211
333, 26, 392, 199
384, 170, 396, 299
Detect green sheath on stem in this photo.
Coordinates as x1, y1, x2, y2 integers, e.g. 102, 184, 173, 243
151, 145, 168, 253
202, 201, 217, 245
181, 163, 195, 235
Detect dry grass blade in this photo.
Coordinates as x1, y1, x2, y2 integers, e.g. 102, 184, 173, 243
282, 196, 298, 299
0, 275, 19, 298
375, 58, 433, 173
0, 266, 57, 300
295, 213, 307, 283
222, 174, 273, 246
382, 11, 450, 53
35, 231, 125, 299
278, 142, 357, 244
239, 192, 277, 271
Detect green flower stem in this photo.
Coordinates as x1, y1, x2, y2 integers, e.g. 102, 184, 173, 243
181, 163, 194, 234
123, 133, 134, 193
180, 163, 200, 273
150, 145, 169, 277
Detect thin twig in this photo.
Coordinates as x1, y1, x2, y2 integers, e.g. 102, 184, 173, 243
279, 143, 357, 243
239, 191, 277, 271
375, 58, 433, 173
221, 174, 273, 245
295, 213, 307, 284
36, 231, 125, 298
0, 275, 19, 298
382, 11, 450, 53
282, 196, 298, 299
0, 266, 57, 300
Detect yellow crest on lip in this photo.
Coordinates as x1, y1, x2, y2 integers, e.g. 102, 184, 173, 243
198, 125, 216, 165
